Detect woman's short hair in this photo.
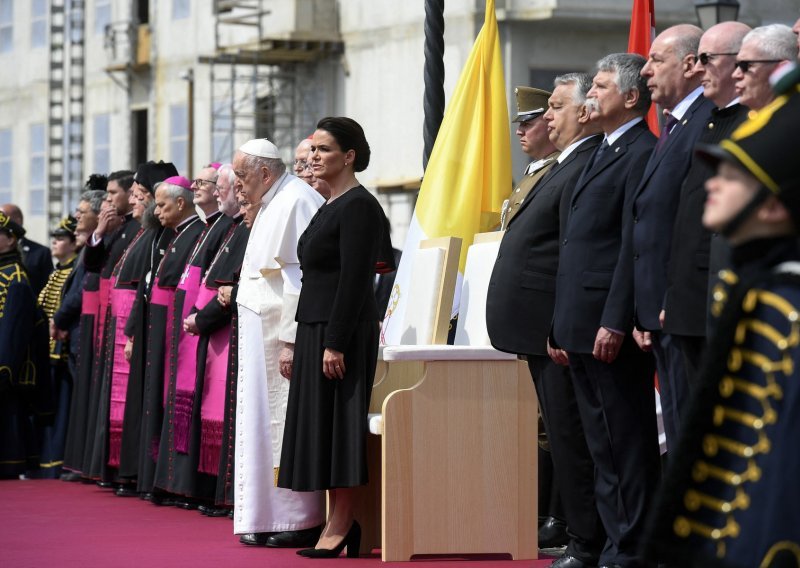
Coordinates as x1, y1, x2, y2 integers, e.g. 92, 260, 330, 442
316, 117, 371, 172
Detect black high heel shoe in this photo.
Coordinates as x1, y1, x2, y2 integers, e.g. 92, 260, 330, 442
297, 520, 361, 559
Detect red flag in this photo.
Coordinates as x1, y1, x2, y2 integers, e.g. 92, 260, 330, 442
628, 0, 659, 134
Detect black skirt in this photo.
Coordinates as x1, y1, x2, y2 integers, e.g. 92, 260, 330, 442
278, 320, 378, 491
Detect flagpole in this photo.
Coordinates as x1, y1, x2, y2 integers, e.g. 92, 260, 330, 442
423, 0, 445, 170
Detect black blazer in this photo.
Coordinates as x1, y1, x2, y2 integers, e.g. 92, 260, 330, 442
552, 121, 656, 353
630, 94, 715, 331
486, 135, 602, 357
662, 103, 749, 337
295, 186, 387, 353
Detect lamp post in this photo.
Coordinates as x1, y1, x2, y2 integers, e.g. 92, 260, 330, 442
181, 68, 194, 176
694, 0, 740, 30
423, 0, 445, 171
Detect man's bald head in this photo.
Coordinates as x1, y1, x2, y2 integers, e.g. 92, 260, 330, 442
0, 204, 23, 226
641, 24, 704, 110
696, 21, 752, 107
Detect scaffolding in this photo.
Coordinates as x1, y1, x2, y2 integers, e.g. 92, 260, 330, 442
201, 0, 344, 163
47, 0, 85, 226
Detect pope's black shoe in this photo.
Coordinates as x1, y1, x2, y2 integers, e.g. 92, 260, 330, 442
239, 532, 274, 546
550, 555, 598, 568
266, 525, 323, 548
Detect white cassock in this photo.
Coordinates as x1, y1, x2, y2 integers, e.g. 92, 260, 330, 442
234, 172, 326, 534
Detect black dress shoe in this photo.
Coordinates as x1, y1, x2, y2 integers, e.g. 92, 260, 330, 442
239, 532, 274, 546
149, 493, 178, 507
266, 525, 323, 548
539, 516, 569, 548
550, 555, 597, 568
228, 509, 234, 519
297, 521, 361, 558
115, 485, 138, 497
96, 480, 118, 489
60, 471, 82, 482
174, 499, 199, 510
198, 504, 231, 517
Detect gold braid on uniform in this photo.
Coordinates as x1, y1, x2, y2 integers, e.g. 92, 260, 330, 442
673, 282, 800, 560
37, 257, 75, 361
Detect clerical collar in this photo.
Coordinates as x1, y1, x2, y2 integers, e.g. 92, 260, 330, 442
205, 210, 222, 225
175, 214, 199, 233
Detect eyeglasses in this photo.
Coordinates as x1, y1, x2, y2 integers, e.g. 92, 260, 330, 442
697, 52, 737, 65
192, 178, 218, 189
734, 59, 782, 73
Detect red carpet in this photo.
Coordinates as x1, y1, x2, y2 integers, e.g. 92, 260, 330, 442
0, 480, 556, 567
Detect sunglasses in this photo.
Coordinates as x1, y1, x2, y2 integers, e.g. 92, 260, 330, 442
697, 52, 737, 65
734, 59, 782, 73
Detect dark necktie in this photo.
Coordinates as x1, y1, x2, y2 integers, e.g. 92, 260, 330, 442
654, 114, 679, 155
585, 139, 610, 173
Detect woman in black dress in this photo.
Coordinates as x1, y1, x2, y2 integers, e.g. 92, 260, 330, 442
279, 117, 389, 558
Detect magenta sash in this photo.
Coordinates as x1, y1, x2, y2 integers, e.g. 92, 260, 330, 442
196, 284, 231, 474
81, 289, 101, 339
173, 264, 203, 454
97, 277, 112, 350
107, 277, 137, 467
150, 279, 176, 407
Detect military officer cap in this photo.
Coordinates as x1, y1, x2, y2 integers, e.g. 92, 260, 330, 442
512, 86, 551, 123
696, 73, 800, 226
0, 210, 25, 239
50, 215, 78, 239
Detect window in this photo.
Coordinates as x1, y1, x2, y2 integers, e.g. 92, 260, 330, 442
94, 114, 110, 175
30, 124, 46, 215
0, 0, 13, 53
95, 0, 111, 36
172, 0, 189, 20
170, 104, 188, 176
0, 129, 11, 203
31, 0, 47, 48
211, 98, 232, 164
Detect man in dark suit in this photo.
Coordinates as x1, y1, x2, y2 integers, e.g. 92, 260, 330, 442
633, 24, 715, 453
662, 22, 751, 383
487, 73, 604, 568
550, 54, 658, 568
0, 203, 52, 296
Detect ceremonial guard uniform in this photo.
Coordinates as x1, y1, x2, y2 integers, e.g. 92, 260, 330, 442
645, 72, 800, 568
35, 217, 79, 478
0, 212, 51, 478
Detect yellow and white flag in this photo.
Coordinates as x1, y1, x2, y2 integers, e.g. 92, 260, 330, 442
381, 0, 511, 345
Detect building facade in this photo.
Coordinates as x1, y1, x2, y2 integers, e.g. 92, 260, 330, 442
0, 0, 797, 242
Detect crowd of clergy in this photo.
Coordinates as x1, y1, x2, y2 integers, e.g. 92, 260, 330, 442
1, 15, 800, 568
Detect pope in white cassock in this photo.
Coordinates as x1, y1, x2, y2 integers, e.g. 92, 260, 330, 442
231, 138, 325, 547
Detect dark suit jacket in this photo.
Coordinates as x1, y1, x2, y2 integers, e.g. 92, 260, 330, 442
552, 121, 656, 353
631, 94, 715, 331
21, 237, 53, 298
486, 135, 602, 357
662, 104, 749, 337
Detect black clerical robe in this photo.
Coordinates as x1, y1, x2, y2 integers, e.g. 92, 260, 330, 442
136, 217, 205, 494
154, 212, 233, 498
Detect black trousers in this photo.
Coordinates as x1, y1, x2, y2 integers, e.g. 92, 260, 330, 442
528, 356, 605, 563
568, 338, 660, 568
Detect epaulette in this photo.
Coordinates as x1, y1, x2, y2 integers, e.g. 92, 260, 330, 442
673, 281, 800, 560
